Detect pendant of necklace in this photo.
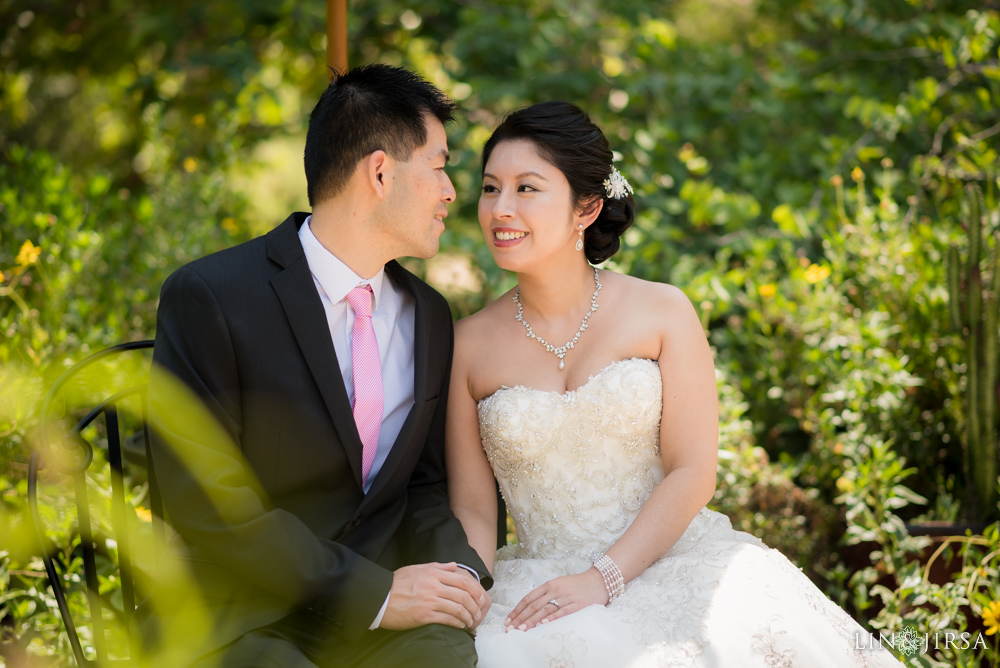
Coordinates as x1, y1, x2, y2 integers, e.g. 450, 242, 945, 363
513, 267, 602, 371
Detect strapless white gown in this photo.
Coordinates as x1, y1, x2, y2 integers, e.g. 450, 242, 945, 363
473, 358, 901, 667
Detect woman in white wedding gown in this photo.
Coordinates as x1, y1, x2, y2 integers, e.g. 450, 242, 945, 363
445, 101, 902, 667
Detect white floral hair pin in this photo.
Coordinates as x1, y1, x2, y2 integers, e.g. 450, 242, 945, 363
603, 167, 633, 200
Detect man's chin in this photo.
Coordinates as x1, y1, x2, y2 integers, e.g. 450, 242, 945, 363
403, 240, 441, 261
422, 234, 443, 258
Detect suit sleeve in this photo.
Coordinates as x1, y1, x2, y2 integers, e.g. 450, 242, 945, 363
148, 266, 393, 637
396, 303, 494, 589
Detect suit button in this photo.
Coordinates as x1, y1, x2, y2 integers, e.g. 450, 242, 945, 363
351, 514, 362, 526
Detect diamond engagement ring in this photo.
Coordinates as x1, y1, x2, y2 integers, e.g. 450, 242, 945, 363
547, 599, 560, 608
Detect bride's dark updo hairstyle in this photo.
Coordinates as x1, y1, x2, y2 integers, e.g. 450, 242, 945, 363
481, 101, 635, 264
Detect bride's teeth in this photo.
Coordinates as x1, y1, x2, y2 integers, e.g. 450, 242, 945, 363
496, 231, 525, 241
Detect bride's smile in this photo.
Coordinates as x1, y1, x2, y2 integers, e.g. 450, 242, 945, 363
491, 228, 528, 245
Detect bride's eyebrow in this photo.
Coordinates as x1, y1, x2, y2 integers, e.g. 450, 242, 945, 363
482, 171, 548, 181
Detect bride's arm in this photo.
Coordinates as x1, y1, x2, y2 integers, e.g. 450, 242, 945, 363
507, 284, 718, 630
602, 284, 719, 579
446, 319, 499, 574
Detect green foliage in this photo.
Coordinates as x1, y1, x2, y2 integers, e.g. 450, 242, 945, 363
0, 143, 232, 471
831, 432, 1000, 665
711, 367, 839, 582
704, 164, 963, 522
953, 184, 1000, 518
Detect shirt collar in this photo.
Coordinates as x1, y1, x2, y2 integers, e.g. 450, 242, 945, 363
299, 215, 385, 310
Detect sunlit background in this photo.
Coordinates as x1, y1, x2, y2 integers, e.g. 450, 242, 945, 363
2, 0, 999, 665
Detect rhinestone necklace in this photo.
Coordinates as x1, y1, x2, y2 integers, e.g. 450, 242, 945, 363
513, 267, 602, 370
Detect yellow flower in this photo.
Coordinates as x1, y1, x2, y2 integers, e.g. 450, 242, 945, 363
851, 166, 865, 183
984, 600, 1000, 636
183, 157, 198, 173
134, 506, 153, 523
0, 270, 5, 282
16, 240, 41, 267
758, 283, 776, 298
829, 174, 843, 187
804, 264, 831, 284
221, 217, 239, 235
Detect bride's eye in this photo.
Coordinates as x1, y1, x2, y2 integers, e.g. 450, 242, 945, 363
517, 184, 537, 192
482, 184, 499, 193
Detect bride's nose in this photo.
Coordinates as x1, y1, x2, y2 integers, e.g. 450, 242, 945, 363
492, 189, 515, 219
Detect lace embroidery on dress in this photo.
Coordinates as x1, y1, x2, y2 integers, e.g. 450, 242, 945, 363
543, 632, 587, 668
750, 618, 796, 668
478, 358, 664, 561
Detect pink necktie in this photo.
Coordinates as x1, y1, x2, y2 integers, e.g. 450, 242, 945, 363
346, 285, 383, 489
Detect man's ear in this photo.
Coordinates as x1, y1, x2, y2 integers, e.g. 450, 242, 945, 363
365, 150, 389, 199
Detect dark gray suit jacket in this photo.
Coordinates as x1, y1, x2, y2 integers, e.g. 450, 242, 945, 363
140, 212, 490, 654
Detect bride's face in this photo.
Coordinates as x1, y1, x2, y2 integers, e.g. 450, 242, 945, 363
479, 139, 580, 272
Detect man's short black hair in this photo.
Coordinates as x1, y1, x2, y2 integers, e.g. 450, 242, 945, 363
304, 64, 456, 206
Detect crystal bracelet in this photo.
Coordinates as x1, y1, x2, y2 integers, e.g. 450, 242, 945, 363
592, 554, 625, 603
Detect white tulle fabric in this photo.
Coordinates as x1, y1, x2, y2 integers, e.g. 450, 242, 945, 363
474, 358, 901, 667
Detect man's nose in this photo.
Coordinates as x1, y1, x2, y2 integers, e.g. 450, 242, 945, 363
442, 172, 456, 203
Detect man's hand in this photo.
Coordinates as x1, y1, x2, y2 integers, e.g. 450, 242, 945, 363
380, 562, 489, 631
458, 566, 492, 630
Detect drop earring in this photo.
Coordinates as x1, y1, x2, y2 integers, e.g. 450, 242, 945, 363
576, 224, 584, 251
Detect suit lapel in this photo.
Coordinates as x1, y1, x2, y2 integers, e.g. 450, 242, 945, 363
267, 214, 366, 491
388, 261, 432, 404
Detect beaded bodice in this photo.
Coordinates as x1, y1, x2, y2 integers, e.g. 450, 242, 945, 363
477, 358, 663, 559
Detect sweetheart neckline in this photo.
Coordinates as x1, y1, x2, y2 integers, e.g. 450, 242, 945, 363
477, 357, 659, 406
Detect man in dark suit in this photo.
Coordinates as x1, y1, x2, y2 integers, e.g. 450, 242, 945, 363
143, 64, 492, 667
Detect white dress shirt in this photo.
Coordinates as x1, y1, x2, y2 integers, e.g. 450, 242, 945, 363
299, 218, 416, 493
298, 218, 478, 630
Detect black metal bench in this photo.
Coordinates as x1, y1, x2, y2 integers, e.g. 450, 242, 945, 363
28, 340, 158, 667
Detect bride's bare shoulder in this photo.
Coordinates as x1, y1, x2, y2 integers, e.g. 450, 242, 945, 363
602, 271, 694, 315
598, 271, 703, 356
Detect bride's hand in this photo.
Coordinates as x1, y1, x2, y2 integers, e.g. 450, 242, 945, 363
505, 567, 609, 632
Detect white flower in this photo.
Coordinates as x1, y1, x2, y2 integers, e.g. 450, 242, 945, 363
603, 167, 633, 200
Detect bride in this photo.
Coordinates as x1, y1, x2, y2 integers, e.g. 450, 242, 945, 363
445, 101, 902, 667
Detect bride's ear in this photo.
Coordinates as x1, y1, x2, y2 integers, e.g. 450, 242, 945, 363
576, 196, 604, 230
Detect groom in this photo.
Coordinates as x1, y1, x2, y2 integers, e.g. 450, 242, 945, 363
144, 64, 491, 667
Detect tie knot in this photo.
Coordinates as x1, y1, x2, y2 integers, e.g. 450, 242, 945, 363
347, 285, 374, 319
